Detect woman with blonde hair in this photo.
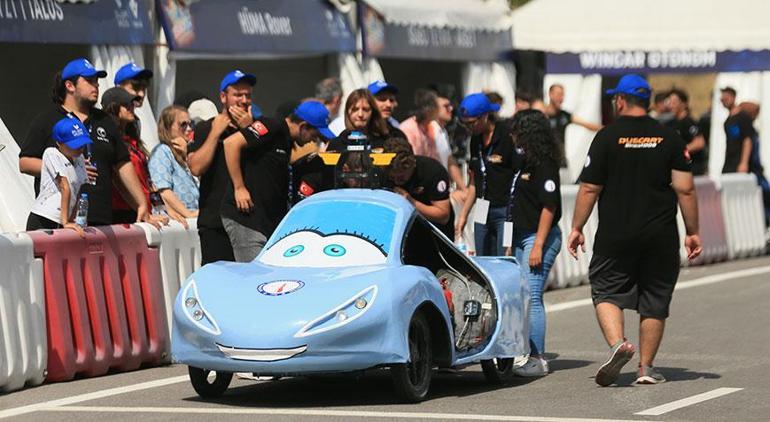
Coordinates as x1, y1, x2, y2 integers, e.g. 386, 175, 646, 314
148, 105, 199, 220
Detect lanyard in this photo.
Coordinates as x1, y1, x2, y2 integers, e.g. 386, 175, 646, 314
287, 163, 294, 210
477, 134, 500, 199
505, 170, 522, 223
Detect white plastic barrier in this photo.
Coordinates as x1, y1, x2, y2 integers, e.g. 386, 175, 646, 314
0, 232, 46, 393
551, 184, 598, 289
137, 219, 201, 340
718, 173, 767, 259
691, 176, 729, 265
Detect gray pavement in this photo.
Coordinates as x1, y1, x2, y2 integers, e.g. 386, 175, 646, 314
2, 256, 769, 422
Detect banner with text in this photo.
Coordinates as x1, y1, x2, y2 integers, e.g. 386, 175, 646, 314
0, 0, 153, 45
361, 4, 511, 62
158, 0, 355, 54
546, 50, 770, 74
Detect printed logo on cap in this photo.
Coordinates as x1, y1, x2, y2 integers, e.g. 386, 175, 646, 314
84, 60, 95, 70
71, 124, 85, 137
131, 63, 141, 72
234, 70, 245, 78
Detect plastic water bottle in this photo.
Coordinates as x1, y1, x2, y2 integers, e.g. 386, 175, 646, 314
83, 144, 97, 185
150, 191, 168, 216
75, 193, 89, 228
455, 237, 469, 256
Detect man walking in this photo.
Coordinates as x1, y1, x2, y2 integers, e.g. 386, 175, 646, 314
568, 74, 702, 386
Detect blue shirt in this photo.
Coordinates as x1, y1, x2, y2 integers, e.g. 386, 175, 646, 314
148, 143, 199, 210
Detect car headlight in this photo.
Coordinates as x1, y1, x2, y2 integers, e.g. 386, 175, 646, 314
294, 285, 378, 338
181, 279, 221, 336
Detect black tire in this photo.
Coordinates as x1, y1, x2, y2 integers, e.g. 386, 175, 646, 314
481, 358, 515, 384
391, 312, 433, 402
188, 366, 233, 398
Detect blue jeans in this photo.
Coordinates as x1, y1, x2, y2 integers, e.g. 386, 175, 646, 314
514, 226, 562, 356
474, 205, 508, 256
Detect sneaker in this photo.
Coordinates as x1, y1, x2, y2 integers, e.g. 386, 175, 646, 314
514, 357, 549, 377
595, 339, 635, 387
636, 365, 666, 384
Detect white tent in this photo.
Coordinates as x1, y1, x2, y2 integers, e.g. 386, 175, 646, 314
513, 0, 770, 180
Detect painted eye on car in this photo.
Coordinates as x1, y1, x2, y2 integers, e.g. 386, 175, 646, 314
283, 245, 305, 257
323, 244, 346, 257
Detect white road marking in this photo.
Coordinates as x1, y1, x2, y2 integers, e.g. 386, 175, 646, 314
634, 387, 743, 416
0, 375, 188, 420
45, 405, 659, 422
546, 265, 770, 313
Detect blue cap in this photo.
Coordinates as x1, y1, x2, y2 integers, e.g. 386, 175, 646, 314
605, 74, 651, 99
52, 117, 93, 149
459, 93, 501, 118
220, 70, 257, 92
61, 58, 107, 80
294, 101, 335, 139
367, 80, 398, 96
114, 62, 153, 85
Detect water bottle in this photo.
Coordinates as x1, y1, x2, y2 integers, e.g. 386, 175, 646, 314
75, 193, 89, 228
150, 191, 168, 216
83, 144, 97, 185
454, 237, 469, 256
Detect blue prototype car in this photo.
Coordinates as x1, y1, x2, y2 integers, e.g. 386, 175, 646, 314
172, 189, 530, 402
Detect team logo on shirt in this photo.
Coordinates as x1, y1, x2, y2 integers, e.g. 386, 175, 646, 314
488, 154, 503, 163
521, 173, 530, 181
372, 147, 384, 153
299, 181, 315, 197
436, 180, 447, 193
617, 136, 663, 149
95, 127, 109, 142
584, 156, 591, 168
250, 121, 269, 136
544, 180, 556, 192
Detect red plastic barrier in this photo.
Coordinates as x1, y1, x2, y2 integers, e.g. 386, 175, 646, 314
28, 224, 168, 382
691, 176, 729, 265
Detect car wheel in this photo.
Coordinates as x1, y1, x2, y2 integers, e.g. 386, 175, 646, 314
481, 358, 515, 384
391, 312, 432, 402
188, 366, 233, 398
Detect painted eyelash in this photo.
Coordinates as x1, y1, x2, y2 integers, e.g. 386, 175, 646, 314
329, 229, 386, 255
266, 226, 323, 250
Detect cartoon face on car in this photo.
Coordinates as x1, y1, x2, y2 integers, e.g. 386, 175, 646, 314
260, 229, 388, 267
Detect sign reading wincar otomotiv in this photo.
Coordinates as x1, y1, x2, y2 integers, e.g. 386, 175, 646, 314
547, 50, 770, 74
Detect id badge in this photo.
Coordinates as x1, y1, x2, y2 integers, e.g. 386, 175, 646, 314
473, 198, 490, 225
502, 222, 514, 248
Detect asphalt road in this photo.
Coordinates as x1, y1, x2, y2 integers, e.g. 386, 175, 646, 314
2, 256, 769, 422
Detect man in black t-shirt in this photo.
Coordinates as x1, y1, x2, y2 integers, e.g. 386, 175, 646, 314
221, 101, 335, 262
188, 70, 258, 265
720, 87, 756, 174
545, 84, 602, 168
19, 58, 157, 227
666, 89, 707, 176
384, 137, 453, 239
455, 93, 519, 256
568, 74, 702, 387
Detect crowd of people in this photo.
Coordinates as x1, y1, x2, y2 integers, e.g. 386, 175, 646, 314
12, 57, 763, 384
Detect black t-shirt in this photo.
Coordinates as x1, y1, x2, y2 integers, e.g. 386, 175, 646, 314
188, 119, 240, 230
291, 152, 328, 205
579, 115, 691, 257
666, 115, 707, 176
386, 156, 454, 239
722, 111, 757, 173
220, 118, 291, 235
548, 109, 572, 145
20, 105, 129, 225
326, 129, 386, 153
469, 119, 520, 207
509, 157, 562, 232
387, 121, 408, 141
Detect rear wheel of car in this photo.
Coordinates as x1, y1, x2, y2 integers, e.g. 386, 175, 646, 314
188, 366, 233, 398
481, 358, 515, 384
391, 312, 432, 402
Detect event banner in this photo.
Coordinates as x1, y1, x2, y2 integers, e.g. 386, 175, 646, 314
0, 0, 153, 45
547, 50, 770, 74
361, 4, 511, 62
158, 0, 355, 54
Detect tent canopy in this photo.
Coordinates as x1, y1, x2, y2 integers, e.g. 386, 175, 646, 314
512, 0, 770, 53
365, 0, 511, 31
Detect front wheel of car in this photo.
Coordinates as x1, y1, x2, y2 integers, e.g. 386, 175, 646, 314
391, 312, 432, 402
188, 366, 233, 398
481, 358, 515, 384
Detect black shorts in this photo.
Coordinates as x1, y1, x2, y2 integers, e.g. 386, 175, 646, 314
26, 213, 61, 231
589, 250, 680, 319
199, 227, 235, 265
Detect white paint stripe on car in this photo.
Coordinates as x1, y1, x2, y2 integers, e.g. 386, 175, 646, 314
634, 387, 743, 416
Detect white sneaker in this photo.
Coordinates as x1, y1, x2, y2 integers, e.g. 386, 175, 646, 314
513, 357, 549, 377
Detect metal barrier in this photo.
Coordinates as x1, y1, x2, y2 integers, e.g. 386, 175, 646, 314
691, 176, 729, 265
0, 233, 47, 393
28, 225, 169, 382
718, 173, 766, 259
136, 219, 201, 341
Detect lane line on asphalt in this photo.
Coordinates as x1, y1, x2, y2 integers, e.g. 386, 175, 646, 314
0, 375, 188, 420
634, 387, 743, 416
546, 265, 770, 313
43, 405, 659, 422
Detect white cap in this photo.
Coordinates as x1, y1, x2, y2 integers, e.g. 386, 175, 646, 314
188, 99, 218, 124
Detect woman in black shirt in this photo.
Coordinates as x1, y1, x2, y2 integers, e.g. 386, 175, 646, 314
325, 89, 389, 153
507, 110, 563, 377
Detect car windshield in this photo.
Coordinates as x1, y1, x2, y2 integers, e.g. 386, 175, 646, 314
259, 200, 397, 268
